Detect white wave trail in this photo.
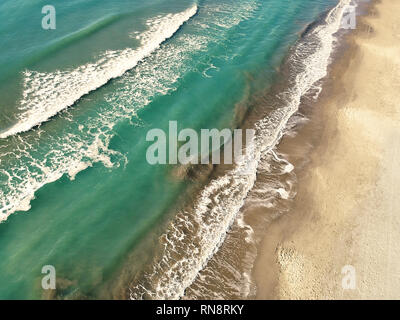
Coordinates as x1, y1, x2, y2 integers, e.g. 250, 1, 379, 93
0, 6, 202, 223
0, 5, 198, 139
130, 0, 351, 300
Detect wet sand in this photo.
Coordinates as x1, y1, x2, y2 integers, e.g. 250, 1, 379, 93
254, 0, 400, 299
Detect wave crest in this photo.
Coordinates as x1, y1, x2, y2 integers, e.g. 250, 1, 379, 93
0, 5, 198, 139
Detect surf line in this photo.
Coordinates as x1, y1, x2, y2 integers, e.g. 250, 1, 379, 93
0, 5, 199, 140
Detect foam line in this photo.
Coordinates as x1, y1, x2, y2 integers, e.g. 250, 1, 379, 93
0, 5, 198, 139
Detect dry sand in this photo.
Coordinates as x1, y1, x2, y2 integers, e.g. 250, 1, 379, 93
254, 0, 400, 299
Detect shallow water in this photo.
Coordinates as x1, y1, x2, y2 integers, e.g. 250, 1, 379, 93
0, 0, 344, 299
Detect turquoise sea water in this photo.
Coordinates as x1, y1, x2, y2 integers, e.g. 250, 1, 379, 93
0, 0, 343, 299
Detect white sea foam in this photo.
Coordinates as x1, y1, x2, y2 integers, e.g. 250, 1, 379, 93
0, 5, 198, 139
0, 132, 119, 222
1, 0, 254, 223
130, 0, 352, 300
0, 6, 202, 223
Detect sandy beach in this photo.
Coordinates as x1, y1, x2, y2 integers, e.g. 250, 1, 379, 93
254, 0, 400, 299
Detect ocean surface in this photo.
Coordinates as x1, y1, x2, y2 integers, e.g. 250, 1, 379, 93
0, 0, 350, 299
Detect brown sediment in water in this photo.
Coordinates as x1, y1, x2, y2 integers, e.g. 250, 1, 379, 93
182, 11, 333, 299
97, 0, 381, 300
165, 0, 363, 299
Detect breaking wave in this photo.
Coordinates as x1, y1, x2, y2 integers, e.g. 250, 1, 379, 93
129, 0, 352, 300
0, 5, 198, 139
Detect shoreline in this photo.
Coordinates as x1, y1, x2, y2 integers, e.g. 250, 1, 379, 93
179, 0, 354, 300
254, 0, 400, 299
0, 0, 372, 300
